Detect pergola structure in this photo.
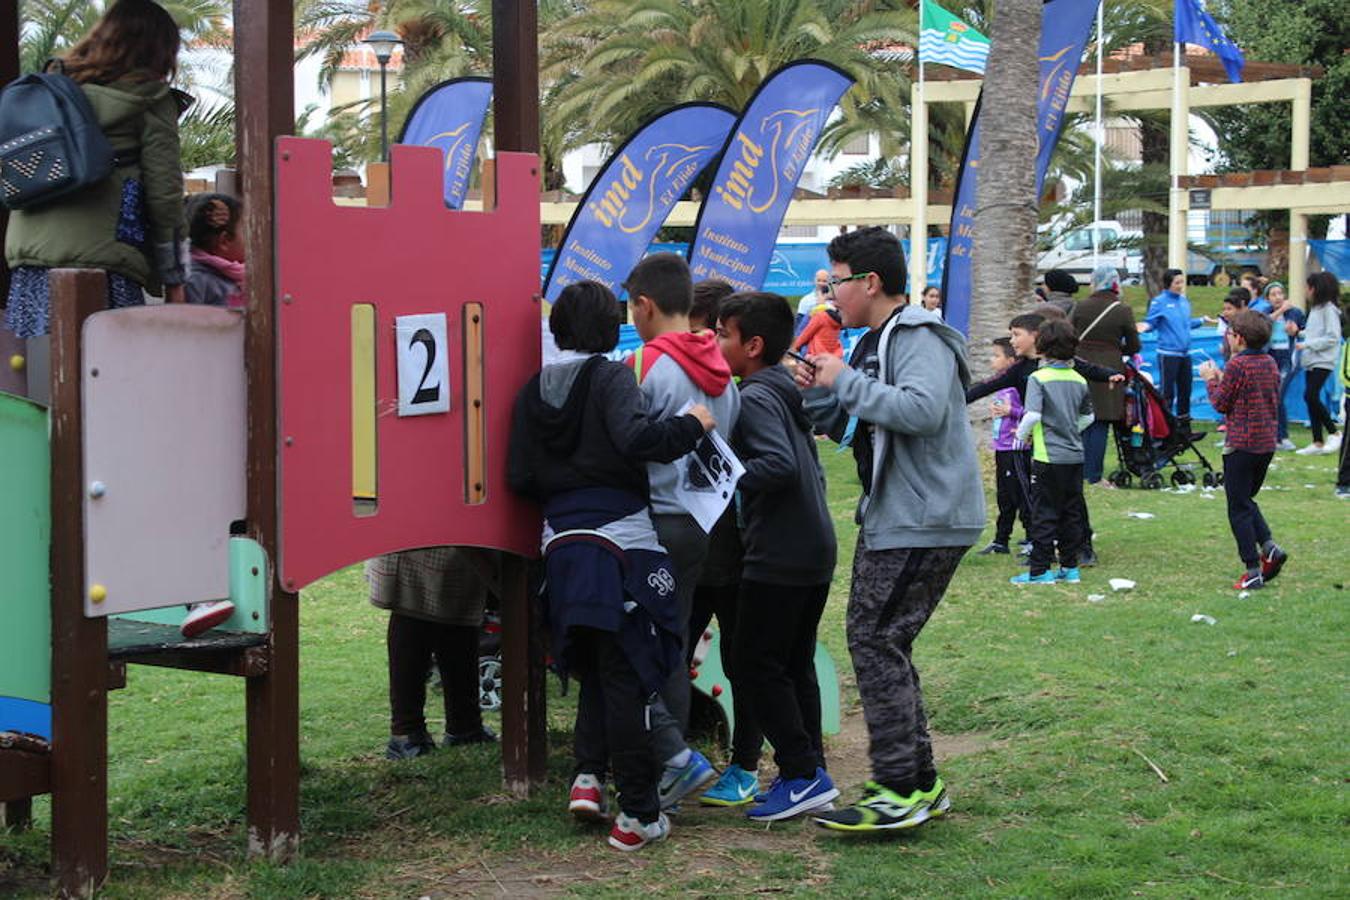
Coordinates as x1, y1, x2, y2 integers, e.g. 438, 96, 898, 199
910, 55, 1328, 298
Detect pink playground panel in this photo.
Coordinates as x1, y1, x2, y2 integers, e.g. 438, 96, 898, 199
275, 138, 542, 590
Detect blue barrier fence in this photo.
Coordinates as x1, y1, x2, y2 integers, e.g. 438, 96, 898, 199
611, 322, 1342, 425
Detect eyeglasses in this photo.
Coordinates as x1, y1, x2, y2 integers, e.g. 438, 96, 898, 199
826, 272, 872, 293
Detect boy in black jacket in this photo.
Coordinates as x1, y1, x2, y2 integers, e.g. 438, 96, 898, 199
715, 292, 839, 821
508, 281, 716, 852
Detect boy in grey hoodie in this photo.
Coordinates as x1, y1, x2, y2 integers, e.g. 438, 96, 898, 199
796, 227, 985, 834
624, 253, 740, 807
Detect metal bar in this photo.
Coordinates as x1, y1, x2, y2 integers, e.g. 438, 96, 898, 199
234, 0, 300, 863
49, 269, 110, 900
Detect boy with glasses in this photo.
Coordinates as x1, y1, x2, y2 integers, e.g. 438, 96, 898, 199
795, 227, 985, 833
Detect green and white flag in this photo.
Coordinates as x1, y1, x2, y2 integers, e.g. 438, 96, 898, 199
919, 0, 990, 74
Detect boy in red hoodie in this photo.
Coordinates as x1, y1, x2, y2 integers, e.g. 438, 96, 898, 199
624, 253, 741, 807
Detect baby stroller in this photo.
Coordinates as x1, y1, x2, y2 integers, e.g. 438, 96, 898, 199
1108, 363, 1220, 489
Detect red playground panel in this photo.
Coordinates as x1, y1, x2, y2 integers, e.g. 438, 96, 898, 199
275, 137, 542, 590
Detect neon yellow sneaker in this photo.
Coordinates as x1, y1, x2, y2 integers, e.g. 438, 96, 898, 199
812, 778, 949, 832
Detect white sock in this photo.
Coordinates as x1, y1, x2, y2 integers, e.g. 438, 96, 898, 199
665, 748, 691, 770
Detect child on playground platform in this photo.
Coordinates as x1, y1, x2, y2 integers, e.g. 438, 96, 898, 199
980, 337, 1030, 557
507, 280, 716, 851
714, 292, 838, 821
1011, 319, 1095, 586
184, 193, 246, 308
625, 253, 740, 811
1199, 309, 1286, 590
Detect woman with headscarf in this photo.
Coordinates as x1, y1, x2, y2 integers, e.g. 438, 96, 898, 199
1070, 265, 1140, 485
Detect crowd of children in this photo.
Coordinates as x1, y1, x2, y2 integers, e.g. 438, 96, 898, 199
499, 229, 983, 850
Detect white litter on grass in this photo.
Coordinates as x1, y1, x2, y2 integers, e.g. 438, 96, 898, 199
1191, 614, 1217, 625
1087, 594, 1106, 603
1227, 650, 1238, 657
1173, 484, 1197, 494
1109, 578, 1135, 592
1304, 484, 1317, 489
1238, 591, 1251, 600
1127, 511, 1156, 519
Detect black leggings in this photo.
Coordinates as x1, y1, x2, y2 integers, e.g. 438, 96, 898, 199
1303, 368, 1338, 444
387, 612, 481, 737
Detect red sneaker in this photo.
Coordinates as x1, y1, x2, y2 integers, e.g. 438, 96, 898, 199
1233, 572, 1264, 591
1260, 546, 1288, 582
568, 773, 608, 822
607, 811, 670, 851
180, 601, 235, 638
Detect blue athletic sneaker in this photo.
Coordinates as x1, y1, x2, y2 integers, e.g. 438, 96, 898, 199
746, 767, 839, 821
701, 764, 759, 807
1010, 571, 1057, 585
1056, 567, 1081, 584
658, 750, 718, 810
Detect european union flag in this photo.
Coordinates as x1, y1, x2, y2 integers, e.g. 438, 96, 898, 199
1175, 0, 1245, 83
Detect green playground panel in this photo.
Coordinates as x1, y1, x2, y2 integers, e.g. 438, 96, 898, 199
0, 393, 51, 706
691, 628, 841, 737
112, 537, 270, 635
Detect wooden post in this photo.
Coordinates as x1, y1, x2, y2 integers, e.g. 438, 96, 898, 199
1287, 79, 1311, 300
491, 0, 548, 793
48, 270, 110, 899
234, 0, 300, 861
1167, 63, 1190, 271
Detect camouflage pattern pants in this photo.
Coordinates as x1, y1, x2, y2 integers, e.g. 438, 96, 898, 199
847, 540, 970, 787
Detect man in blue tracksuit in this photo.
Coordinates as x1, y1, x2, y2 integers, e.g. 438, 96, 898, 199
1140, 268, 1210, 423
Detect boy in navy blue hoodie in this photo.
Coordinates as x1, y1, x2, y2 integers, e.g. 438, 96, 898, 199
715, 292, 839, 821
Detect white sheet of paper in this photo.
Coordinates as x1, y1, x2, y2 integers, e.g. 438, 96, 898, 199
673, 401, 745, 533
396, 313, 451, 416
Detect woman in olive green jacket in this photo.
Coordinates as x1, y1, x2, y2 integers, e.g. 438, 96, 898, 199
4, 0, 185, 339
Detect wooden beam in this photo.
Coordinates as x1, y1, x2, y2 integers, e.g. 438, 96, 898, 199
234, 0, 300, 863
1204, 181, 1350, 213
491, 0, 547, 794
0, 750, 49, 805
49, 269, 110, 900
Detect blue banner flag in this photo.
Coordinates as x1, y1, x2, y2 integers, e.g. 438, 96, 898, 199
1175, 0, 1244, 83
397, 77, 494, 209
941, 0, 1099, 335
543, 103, 737, 302
687, 60, 855, 292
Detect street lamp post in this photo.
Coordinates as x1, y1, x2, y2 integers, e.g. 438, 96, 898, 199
361, 30, 403, 162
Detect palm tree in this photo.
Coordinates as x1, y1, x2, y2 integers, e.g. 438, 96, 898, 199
967, 0, 1041, 375
19, 0, 230, 75
542, 0, 916, 159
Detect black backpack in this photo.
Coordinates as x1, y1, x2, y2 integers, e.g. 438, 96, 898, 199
0, 67, 115, 211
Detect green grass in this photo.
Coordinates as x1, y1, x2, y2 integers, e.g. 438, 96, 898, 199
3, 431, 1347, 898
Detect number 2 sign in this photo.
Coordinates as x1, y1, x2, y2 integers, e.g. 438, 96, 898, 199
395, 313, 451, 416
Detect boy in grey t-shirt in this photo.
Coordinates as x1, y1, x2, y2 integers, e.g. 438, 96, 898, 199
1013, 319, 1094, 585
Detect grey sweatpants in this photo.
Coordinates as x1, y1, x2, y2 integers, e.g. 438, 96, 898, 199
847, 540, 969, 786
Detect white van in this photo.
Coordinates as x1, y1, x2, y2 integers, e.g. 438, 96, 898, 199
1037, 220, 1129, 286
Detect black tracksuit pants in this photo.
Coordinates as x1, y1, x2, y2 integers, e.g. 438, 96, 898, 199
1028, 461, 1086, 574
689, 582, 764, 772
1222, 450, 1274, 568
733, 581, 828, 781
387, 612, 481, 738
570, 627, 661, 822
993, 449, 1032, 546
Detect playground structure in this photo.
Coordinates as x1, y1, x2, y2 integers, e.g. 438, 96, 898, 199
0, 2, 550, 897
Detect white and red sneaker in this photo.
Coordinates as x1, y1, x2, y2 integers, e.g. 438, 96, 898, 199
180, 601, 235, 638
607, 811, 670, 852
568, 773, 608, 822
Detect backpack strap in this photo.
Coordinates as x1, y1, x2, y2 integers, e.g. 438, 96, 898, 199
1078, 300, 1122, 343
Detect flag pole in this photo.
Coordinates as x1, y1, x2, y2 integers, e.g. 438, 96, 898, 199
1092, 1, 1104, 270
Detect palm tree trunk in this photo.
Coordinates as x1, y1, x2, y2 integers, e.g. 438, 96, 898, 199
969, 0, 1041, 381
